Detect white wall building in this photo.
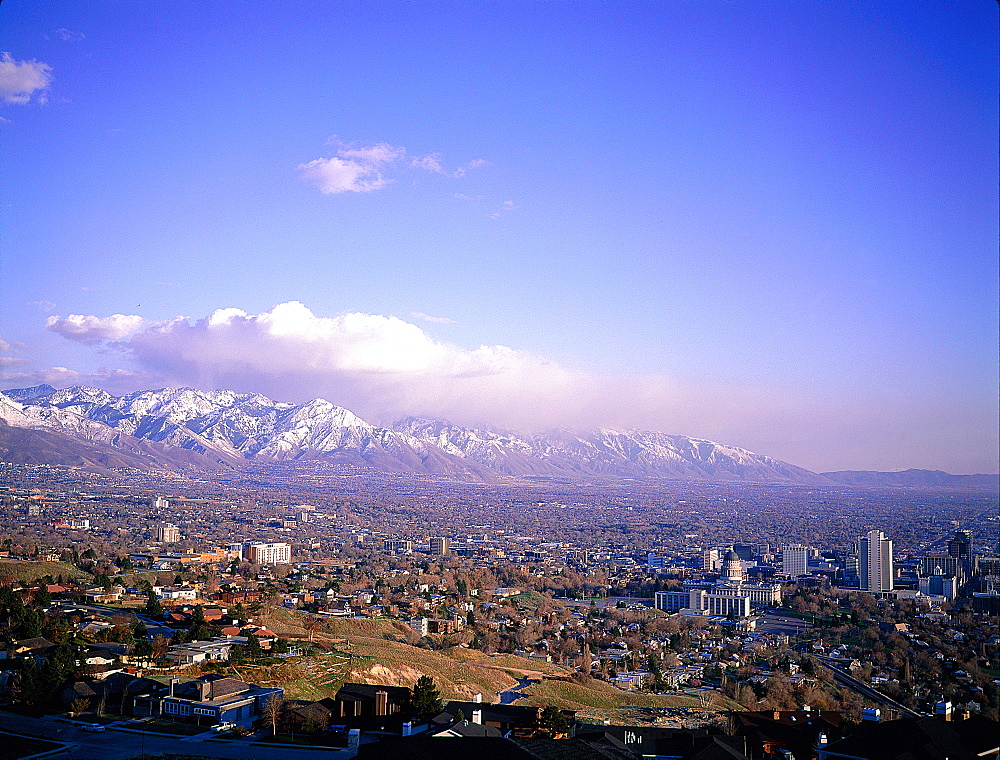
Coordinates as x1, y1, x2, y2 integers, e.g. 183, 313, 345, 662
859, 529, 894, 594
781, 544, 809, 578
247, 542, 292, 565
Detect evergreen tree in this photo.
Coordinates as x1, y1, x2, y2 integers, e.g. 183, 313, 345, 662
134, 638, 153, 662
411, 675, 443, 719
33, 586, 51, 608
144, 590, 163, 619
539, 705, 570, 734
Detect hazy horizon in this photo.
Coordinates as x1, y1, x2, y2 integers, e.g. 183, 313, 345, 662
1, 1, 997, 474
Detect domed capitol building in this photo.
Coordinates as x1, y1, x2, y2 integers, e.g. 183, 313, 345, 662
654, 548, 783, 618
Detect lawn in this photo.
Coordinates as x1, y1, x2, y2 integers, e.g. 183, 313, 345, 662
0, 731, 66, 760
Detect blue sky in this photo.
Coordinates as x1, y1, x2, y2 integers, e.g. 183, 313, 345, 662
1, 0, 997, 473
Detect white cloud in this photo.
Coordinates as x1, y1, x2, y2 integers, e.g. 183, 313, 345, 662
411, 153, 445, 174
29, 300, 56, 313
490, 200, 516, 219
55, 28, 86, 42
0, 52, 53, 105
300, 140, 487, 194
45, 313, 148, 343
411, 312, 457, 324
41, 301, 675, 430
32, 301, 1000, 472
297, 141, 405, 194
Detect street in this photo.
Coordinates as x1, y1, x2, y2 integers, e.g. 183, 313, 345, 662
0, 711, 360, 760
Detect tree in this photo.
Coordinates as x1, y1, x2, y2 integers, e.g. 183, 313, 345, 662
411, 675, 443, 720
539, 705, 570, 735
144, 590, 162, 619
134, 638, 153, 663
262, 693, 284, 735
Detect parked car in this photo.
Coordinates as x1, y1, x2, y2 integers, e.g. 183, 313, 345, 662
82, 724, 106, 732
212, 722, 237, 733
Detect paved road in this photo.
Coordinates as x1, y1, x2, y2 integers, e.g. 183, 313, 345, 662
809, 655, 923, 719
754, 612, 811, 637
499, 677, 535, 705
0, 711, 361, 760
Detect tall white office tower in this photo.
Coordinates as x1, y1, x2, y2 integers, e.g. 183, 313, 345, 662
859, 529, 894, 593
781, 544, 809, 578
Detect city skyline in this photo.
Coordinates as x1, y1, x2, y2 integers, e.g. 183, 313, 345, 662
1, 1, 997, 474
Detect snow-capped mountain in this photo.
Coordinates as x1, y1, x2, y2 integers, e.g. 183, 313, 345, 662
0, 384, 826, 483
391, 416, 822, 483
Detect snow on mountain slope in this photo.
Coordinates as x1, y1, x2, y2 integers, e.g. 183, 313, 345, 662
1, 385, 825, 483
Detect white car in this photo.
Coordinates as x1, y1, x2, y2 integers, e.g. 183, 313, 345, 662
212, 722, 237, 732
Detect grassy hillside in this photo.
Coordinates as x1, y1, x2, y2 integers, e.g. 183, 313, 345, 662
0, 560, 90, 584
215, 610, 741, 720
225, 613, 571, 702
513, 678, 741, 711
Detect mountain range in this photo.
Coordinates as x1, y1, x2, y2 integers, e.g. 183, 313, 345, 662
0, 384, 995, 488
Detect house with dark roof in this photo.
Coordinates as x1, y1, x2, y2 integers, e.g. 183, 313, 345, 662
731, 709, 846, 760
434, 700, 575, 737
61, 673, 160, 715
818, 715, 999, 760
332, 682, 412, 730
134, 674, 282, 728
575, 724, 744, 760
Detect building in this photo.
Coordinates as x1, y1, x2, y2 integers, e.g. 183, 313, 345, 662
655, 548, 781, 618
151, 496, 170, 510
818, 715, 999, 760
918, 571, 958, 602
429, 537, 451, 556
332, 683, 412, 731
246, 542, 291, 565
384, 539, 414, 555
781, 545, 809, 578
157, 523, 180, 543
947, 529, 974, 574
859, 529, 893, 594
702, 549, 721, 572
136, 675, 283, 728
720, 549, 746, 583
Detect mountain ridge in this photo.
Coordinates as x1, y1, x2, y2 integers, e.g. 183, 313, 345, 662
0, 384, 990, 486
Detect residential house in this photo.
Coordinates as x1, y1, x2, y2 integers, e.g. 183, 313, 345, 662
135, 674, 283, 728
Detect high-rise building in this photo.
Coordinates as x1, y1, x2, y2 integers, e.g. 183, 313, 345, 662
702, 549, 721, 572
429, 537, 451, 556
859, 529, 893, 594
247, 542, 292, 565
151, 496, 170, 510
156, 523, 180, 543
947, 530, 974, 574
781, 545, 809, 578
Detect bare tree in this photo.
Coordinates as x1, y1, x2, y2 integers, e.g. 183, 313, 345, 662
304, 615, 320, 643
262, 693, 284, 736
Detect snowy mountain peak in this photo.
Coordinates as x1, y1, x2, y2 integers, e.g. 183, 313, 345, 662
0, 384, 827, 483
